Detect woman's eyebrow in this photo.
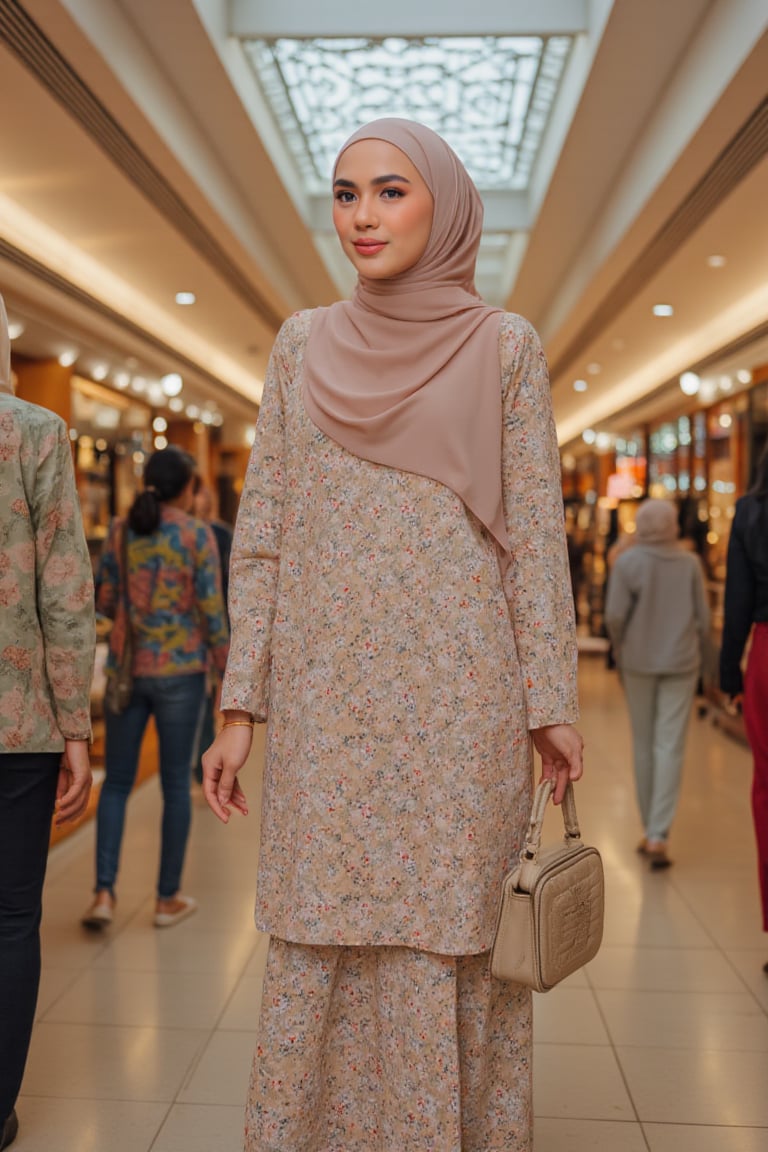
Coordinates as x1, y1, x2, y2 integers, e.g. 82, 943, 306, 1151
333, 174, 412, 188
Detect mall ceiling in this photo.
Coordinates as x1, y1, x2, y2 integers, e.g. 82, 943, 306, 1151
0, 0, 766, 446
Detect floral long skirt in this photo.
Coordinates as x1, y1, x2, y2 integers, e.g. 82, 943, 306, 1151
245, 937, 532, 1152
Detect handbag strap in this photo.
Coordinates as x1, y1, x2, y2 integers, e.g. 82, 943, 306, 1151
520, 779, 582, 864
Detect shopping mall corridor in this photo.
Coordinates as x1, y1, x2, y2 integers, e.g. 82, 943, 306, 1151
15, 657, 768, 1151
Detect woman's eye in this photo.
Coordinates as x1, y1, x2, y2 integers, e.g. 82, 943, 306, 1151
335, 191, 356, 203
381, 188, 404, 200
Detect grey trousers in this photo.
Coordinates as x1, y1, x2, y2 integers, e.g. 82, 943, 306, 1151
622, 670, 699, 843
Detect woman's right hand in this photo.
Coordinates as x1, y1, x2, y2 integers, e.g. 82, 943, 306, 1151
202, 726, 252, 824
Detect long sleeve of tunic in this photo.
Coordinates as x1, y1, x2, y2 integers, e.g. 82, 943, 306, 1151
0, 395, 95, 751
221, 309, 577, 954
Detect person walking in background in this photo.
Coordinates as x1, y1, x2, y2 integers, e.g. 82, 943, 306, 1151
81, 447, 229, 931
606, 498, 709, 869
203, 119, 583, 1152
0, 294, 95, 1151
720, 444, 768, 967
191, 476, 233, 788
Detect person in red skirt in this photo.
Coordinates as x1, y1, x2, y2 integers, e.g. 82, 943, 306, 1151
721, 443, 768, 969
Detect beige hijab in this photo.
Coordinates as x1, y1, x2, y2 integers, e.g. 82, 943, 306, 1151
0, 294, 11, 394
303, 119, 509, 559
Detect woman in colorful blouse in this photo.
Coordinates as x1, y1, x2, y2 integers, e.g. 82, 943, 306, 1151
82, 447, 229, 931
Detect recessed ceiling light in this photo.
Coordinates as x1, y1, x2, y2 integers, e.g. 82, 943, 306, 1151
582, 428, 596, 445
168, 397, 184, 412
573, 379, 588, 392
153, 416, 168, 433
707, 254, 726, 268
91, 363, 108, 381
679, 372, 700, 396
131, 376, 147, 393
161, 373, 183, 396
736, 369, 752, 385
175, 291, 196, 306
113, 371, 130, 389
58, 350, 77, 367
652, 304, 674, 317
7, 321, 24, 340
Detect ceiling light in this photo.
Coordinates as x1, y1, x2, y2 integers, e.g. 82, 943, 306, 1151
168, 397, 184, 412
7, 321, 24, 340
595, 432, 614, 451
153, 416, 168, 433
736, 369, 752, 385
211, 413, 224, 427
91, 363, 108, 381
185, 404, 200, 419
131, 377, 147, 393
679, 372, 700, 396
175, 292, 196, 306
113, 371, 130, 389
582, 428, 596, 445
148, 383, 166, 406
58, 350, 77, 367
154, 435, 169, 449
161, 373, 183, 396
718, 375, 732, 392
652, 304, 674, 317
200, 410, 214, 425
707, 254, 726, 268
719, 413, 733, 429
573, 379, 588, 392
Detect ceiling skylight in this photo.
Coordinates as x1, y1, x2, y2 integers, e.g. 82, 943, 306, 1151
242, 36, 573, 193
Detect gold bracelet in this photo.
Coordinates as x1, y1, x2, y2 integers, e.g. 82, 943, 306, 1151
222, 720, 254, 729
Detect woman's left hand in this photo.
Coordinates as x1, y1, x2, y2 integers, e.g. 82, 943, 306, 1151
531, 723, 584, 804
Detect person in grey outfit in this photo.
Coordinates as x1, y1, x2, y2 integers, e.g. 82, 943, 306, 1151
605, 499, 710, 868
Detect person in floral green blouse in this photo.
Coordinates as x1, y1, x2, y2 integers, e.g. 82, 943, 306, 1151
0, 293, 95, 1152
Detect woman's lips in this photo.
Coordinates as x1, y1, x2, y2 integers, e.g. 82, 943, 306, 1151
353, 240, 386, 254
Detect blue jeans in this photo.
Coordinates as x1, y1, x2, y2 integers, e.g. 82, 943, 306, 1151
0, 752, 60, 1119
96, 673, 205, 900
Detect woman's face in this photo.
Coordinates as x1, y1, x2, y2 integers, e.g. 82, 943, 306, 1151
332, 139, 434, 280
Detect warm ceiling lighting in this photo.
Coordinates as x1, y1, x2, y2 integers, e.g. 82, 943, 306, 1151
168, 397, 184, 412
582, 428, 596, 444
707, 254, 726, 268
114, 371, 130, 389
679, 372, 700, 396
7, 321, 24, 340
652, 304, 674, 317
175, 291, 196, 306
58, 350, 77, 367
736, 369, 752, 385
573, 379, 588, 392
91, 363, 108, 381
161, 372, 183, 396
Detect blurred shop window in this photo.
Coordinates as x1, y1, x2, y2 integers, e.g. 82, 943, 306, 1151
649, 422, 679, 498
71, 377, 151, 567
705, 396, 749, 639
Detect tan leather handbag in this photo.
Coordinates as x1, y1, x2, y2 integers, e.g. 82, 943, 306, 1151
491, 778, 604, 991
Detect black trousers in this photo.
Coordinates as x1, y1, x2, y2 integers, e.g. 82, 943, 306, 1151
0, 752, 59, 1119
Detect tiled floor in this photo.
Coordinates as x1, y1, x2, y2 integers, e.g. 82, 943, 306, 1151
15, 657, 768, 1150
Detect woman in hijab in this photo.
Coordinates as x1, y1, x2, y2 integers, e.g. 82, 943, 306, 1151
203, 120, 583, 1151
605, 499, 709, 870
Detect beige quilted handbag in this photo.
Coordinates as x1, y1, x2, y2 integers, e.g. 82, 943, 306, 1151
491, 778, 604, 991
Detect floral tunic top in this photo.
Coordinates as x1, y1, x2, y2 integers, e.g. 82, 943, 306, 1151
96, 507, 229, 679
0, 389, 95, 753
222, 310, 578, 955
